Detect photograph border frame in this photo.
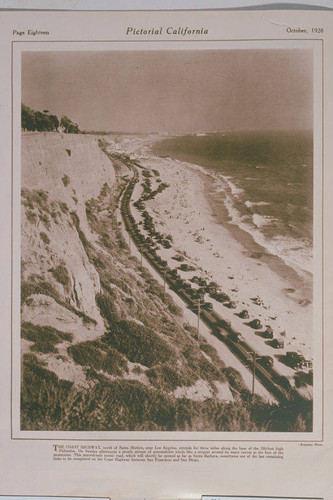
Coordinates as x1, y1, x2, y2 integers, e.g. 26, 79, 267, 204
11, 36, 325, 443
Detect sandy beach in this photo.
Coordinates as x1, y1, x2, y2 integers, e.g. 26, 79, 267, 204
108, 134, 313, 393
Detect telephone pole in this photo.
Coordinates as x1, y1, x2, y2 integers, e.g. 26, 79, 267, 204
246, 352, 262, 397
251, 352, 257, 395
137, 243, 143, 269
196, 295, 203, 340
163, 266, 167, 301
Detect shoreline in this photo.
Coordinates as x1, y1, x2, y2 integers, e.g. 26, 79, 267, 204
151, 138, 313, 282
201, 166, 313, 304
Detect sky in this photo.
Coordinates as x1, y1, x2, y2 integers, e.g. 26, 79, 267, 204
21, 49, 313, 133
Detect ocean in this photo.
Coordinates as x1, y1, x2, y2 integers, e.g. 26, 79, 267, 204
152, 131, 313, 281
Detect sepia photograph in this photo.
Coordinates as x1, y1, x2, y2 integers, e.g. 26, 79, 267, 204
19, 48, 315, 432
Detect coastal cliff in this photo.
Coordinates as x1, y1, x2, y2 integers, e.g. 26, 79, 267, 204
21, 133, 116, 332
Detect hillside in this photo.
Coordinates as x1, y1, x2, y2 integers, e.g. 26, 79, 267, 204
20, 132, 312, 432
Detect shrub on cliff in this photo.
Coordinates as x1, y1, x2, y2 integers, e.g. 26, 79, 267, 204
68, 341, 104, 369
102, 320, 176, 367
60, 115, 80, 134
21, 322, 73, 354
21, 103, 80, 133
22, 104, 59, 132
50, 263, 70, 288
21, 354, 74, 430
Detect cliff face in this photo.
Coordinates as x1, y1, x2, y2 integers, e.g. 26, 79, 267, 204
21, 133, 116, 338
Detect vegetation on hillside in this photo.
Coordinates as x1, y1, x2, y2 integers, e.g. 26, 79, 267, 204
21, 352, 312, 432
22, 104, 81, 133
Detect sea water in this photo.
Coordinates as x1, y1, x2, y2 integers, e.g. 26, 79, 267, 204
152, 131, 313, 282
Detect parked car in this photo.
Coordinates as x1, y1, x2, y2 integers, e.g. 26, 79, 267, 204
224, 301, 237, 309
261, 329, 274, 339
202, 302, 213, 311
211, 292, 230, 303
258, 356, 274, 369
283, 351, 306, 369
271, 338, 284, 349
236, 309, 249, 319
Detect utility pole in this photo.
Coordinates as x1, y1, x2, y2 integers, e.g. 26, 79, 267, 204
137, 243, 143, 269
163, 266, 167, 301
196, 295, 203, 341
252, 352, 256, 395
188, 292, 204, 340
246, 352, 262, 397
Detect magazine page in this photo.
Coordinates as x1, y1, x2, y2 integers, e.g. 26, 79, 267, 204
0, 7, 332, 499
